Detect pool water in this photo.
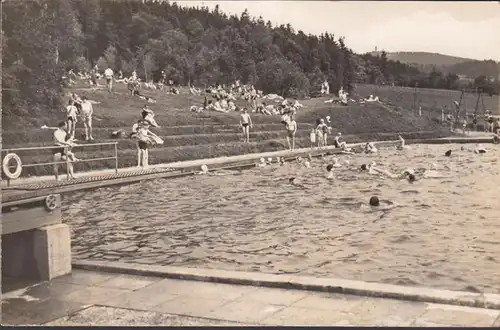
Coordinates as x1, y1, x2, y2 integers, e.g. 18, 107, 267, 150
63, 144, 500, 293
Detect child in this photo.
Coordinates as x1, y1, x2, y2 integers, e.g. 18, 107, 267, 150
66, 100, 78, 139
310, 128, 316, 148
132, 120, 161, 169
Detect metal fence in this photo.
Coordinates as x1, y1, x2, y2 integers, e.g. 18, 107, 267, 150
1, 142, 118, 186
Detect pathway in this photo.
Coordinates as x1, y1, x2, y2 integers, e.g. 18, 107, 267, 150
3, 269, 500, 326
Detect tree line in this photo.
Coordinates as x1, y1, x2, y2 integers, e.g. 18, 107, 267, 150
2, 0, 499, 124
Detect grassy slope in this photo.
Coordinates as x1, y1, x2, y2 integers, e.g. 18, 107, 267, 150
3, 81, 456, 177
355, 84, 500, 116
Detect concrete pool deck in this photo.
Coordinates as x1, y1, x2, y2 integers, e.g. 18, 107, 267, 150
3, 268, 500, 326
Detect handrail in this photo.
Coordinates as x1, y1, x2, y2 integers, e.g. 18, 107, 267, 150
2, 142, 119, 186
1, 142, 118, 153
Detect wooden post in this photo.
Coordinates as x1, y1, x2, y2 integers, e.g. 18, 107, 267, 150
114, 143, 118, 174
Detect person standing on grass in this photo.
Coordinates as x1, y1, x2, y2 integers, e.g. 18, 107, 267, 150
53, 121, 79, 181
66, 100, 78, 139
104, 67, 114, 93
285, 114, 298, 151
240, 108, 253, 143
80, 96, 94, 141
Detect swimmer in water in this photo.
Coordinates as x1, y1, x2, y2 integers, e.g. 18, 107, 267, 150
361, 163, 415, 182
474, 144, 487, 154
325, 164, 335, 179
397, 135, 405, 150
197, 164, 209, 175
257, 157, 267, 167
364, 142, 378, 154
288, 176, 307, 189
332, 158, 342, 168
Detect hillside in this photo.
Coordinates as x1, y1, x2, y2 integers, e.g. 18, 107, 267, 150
1, 81, 451, 177
370, 51, 499, 78
370, 51, 472, 67
446, 60, 500, 80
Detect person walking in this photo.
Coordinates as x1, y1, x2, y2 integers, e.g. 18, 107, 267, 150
240, 108, 253, 143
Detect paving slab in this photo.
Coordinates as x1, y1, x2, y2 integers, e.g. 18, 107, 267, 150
342, 297, 428, 326
263, 306, 353, 326
209, 298, 286, 324
46, 306, 251, 326
414, 303, 500, 327
151, 295, 236, 320
57, 285, 131, 305
1, 297, 89, 325
291, 292, 365, 312
53, 269, 116, 286
100, 289, 179, 311
95, 273, 162, 290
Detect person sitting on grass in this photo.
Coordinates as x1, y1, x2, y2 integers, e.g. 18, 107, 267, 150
141, 105, 160, 128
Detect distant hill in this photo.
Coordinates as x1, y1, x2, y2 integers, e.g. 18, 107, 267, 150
370, 51, 472, 66
446, 60, 500, 80
370, 51, 499, 79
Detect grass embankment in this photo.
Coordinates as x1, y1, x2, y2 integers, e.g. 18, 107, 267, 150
355, 84, 500, 116
3, 81, 453, 177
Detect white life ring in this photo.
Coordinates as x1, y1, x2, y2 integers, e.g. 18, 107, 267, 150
2, 153, 22, 179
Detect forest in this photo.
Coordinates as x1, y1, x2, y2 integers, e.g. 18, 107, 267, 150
2, 0, 499, 120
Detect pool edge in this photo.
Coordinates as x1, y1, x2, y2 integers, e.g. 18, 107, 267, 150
73, 260, 500, 310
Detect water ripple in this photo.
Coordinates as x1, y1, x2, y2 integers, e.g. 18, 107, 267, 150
62, 144, 500, 294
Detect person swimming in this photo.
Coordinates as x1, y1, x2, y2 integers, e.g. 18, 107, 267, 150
361, 162, 415, 182
474, 144, 487, 154
369, 196, 380, 207
197, 164, 209, 175
326, 164, 335, 179
332, 158, 342, 168
364, 142, 378, 154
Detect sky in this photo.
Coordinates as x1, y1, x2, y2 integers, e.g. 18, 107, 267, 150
175, 1, 500, 61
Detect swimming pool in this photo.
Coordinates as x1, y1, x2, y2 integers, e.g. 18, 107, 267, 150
63, 144, 500, 293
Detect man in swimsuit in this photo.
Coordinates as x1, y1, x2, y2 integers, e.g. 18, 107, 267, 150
240, 108, 253, 143
285, 114, 298, 151
80, 96, 94, 141
53, 121, 78, 181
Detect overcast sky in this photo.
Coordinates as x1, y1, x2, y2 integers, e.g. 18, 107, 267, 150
175, 1, 500, 61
